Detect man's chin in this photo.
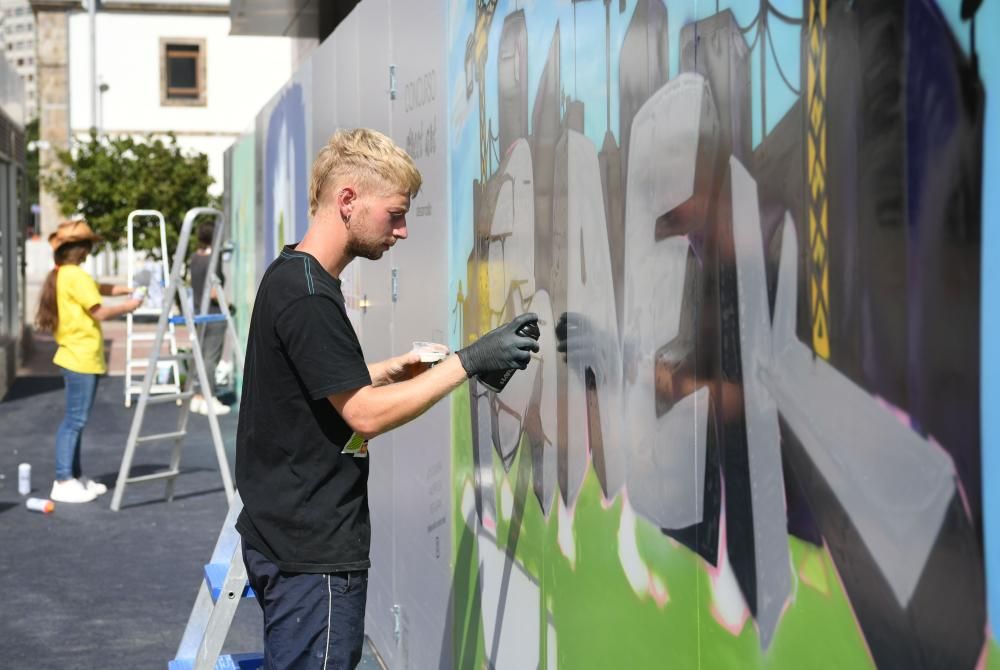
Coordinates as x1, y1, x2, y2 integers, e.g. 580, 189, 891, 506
348, 244, 384, 261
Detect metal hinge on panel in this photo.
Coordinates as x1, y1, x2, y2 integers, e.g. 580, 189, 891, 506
391, 604, 402, 644
391, 268, 398, 303
389, 65, 397, 100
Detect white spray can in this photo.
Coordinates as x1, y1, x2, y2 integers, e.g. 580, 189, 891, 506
25, 497, 54, 513
18, 463, 30, 496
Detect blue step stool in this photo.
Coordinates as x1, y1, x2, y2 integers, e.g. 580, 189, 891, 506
170, 493, 260, 670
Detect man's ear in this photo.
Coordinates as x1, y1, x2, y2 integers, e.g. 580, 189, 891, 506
337, 186, 357, 223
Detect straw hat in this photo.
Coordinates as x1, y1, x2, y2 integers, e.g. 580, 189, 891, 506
48, 220, 102, 251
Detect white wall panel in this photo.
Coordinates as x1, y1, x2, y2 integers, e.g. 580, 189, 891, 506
386, 0, 451, 666
345, 2, 398, 663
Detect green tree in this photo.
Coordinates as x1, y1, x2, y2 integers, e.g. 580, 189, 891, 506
43, 130, 219, 256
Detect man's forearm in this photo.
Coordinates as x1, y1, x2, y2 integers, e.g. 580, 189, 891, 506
367, 357, 398, 387
336, 355, 468, 438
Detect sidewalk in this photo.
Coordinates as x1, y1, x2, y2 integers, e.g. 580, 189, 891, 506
1, 324, 385, 669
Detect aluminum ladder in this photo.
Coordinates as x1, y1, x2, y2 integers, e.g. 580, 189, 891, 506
110, 207, 244, 512
169, 491, 261, 670
124, 210, 182, 408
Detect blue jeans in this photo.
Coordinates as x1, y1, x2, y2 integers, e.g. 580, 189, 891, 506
243, 541, 368, 670
55, 368, 100, 481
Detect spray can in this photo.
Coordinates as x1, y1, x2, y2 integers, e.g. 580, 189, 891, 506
477, 320, 541, 393
18, 463, 30, 496
25, 498, 55, 513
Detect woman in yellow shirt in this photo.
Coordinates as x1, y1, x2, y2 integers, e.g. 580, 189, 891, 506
34, 221, 144, 504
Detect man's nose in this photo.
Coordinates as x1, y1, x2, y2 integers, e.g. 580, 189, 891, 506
394, 221, 408, 239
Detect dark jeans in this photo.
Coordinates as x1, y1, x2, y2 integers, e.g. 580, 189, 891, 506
197, 320, 226, 395
243, 540, 368, 670
55, 368, 100, 481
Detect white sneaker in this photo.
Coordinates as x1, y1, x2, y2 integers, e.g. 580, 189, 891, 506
50, 478, 97, 503
208, 397, 231, 415
80, 477, 108, 496
191, 395, 230, 416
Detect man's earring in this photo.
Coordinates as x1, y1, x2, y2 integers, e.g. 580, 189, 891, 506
343, 213, 351, 228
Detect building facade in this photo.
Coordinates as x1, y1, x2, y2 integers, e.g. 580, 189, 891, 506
0, 52, 25, 397
1, 0, 37, 121
32, 0, 294, 238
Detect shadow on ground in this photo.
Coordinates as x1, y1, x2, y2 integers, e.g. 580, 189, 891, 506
3, 330, 387, 669
3, 376, 64, 402
0, 374, 263, 670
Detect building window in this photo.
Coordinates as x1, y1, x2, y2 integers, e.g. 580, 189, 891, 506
160, 38, 206, 106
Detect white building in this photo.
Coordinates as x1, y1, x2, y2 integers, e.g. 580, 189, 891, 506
1, 0, 37, 120
64, 0, 294, 197
26, 0, 296, 297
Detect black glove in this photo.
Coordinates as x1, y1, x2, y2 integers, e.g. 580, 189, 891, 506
457, 313, 540, 377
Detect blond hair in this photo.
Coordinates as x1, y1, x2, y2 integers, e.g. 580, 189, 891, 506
309, 128, 422, 216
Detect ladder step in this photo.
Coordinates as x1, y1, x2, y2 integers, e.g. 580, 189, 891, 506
136, 430, 188, 444
129, 355, 192, 366
127, 359, 176, 367
145, 391, 196, 405
128, 332, 180, 341
124, 468, 180, 484
127, 385, 182, 393
170, 314, 228, 325
135, 309, 182, 320
168, 653, 263, 670
204, 563, 256, 601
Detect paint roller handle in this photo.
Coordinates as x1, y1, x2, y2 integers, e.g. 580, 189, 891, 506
456, 313, 540, 379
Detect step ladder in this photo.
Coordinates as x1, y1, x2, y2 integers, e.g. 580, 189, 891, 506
124, 210, 182, 408
169, 491, 262, 670
110, 207, 245, 512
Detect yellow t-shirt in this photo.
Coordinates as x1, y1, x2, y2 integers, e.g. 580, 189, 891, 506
52, 264, 106, 374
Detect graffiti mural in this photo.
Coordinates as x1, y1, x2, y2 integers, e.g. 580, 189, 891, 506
221, 0, 998, 665
264, 82, 309, 264
448, 0, 994, 667
227, 134, 255, 395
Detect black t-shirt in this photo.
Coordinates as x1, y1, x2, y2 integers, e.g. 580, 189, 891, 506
235, 245, 373, 573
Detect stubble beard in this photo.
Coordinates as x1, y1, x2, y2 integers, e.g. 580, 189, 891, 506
345, 231, 385, 261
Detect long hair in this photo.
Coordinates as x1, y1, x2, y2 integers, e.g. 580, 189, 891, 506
34, 241, 93, 333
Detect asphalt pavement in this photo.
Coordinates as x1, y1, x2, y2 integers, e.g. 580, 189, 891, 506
0, 329, 384, 669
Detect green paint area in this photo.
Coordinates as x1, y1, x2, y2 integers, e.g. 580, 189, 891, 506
229, 135, 255, 399
985, 639, 1000, 670
450, 388, 996, 668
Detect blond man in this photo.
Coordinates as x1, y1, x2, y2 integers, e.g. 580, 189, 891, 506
235, 129, 538, 669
